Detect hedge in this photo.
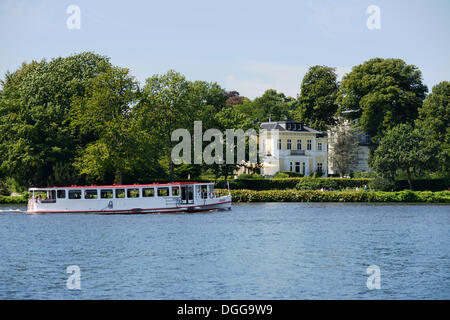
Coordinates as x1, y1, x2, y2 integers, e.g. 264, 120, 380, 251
0, 194, 28, 204
216, 178, 372, 191
216, 189, 450, 203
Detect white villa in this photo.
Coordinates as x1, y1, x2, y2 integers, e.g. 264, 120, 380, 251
258, 118, 328, 177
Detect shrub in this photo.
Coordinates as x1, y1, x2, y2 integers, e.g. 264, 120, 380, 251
236, 173, 263, 180
369, 176, 396, 191
216, 177, 372, 191
218, 189, 450, 203
353, 171, 377, 178
274, 171, 303, 178
273, 172, 290, 179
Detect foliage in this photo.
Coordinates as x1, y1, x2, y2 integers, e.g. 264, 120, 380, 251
216, 177, 372, 190
371, 123, 441, 189
217, 189, 450, 203
236, 173, 263, 180
0, 52, 112, 187
338, 58, 427, 142
274, 171, 304, 178
369, 176, 395, 191
293, 65, 339, 131
234, 89, 296, 122
415, 81, 450, 173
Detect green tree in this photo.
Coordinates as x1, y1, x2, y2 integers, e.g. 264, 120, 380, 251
416, 81, 449, 142
235, 89, 295, 122
415, 81, 450, 173
370, 123, 440, 190
70, 67, 158, 184
293, 65, 339, 131
338, 58, 427, 142
0, 52, 111, 186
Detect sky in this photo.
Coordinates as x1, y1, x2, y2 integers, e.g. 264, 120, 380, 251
0, 0, 449, 98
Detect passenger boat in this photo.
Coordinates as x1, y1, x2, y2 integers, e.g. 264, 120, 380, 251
27, 182, 231, 214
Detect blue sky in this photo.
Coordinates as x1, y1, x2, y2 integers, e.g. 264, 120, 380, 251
0, 0, 449, 98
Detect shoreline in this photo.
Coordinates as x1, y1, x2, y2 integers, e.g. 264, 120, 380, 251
2, 190, 449, 205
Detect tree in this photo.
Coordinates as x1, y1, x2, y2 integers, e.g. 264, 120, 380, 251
234, 89, 295, 122
415, 81, 450, 173
0, 52, 111, 186
416, 81, 449, 142
328, 121, 359, 177
70, 67, 158, 184
338, 58, 427, 142
293, 65, 339, 131
139, 71, 228, 180
370, 123, 440, 190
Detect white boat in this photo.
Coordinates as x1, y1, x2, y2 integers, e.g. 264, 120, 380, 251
27, 182, 231, 214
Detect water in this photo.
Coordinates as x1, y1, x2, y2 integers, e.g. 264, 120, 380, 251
0, 202, 449, 300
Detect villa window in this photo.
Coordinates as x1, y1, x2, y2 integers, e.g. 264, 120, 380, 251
317, 163, 323, 172
287, 139, 292, 150
318, 142, 323, 151
307, 140, 312, 150
289, 161, 293, 172
297, 140, 302, 150
295, 162, 300, 173
278, 139, 282, 150
302, 162, 306, 174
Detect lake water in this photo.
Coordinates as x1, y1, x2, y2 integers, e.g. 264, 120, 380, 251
0, 202, 449, 300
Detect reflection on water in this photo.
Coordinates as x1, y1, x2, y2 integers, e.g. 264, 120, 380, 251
0, 203, 449, 299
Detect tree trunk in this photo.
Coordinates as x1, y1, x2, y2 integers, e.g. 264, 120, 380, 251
169, 156, 174, 182
406, 167, 413, 190
114, 168, 123, 185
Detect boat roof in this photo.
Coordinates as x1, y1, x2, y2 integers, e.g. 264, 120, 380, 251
29, 181, 215, 191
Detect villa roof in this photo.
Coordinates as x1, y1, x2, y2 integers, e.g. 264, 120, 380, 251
260, 121, 324, 134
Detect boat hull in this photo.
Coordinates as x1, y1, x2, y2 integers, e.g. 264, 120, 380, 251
27, 197, 232, 214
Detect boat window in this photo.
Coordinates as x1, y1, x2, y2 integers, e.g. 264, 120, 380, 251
57, 190, 66, 199
68, 190, 82, 199
35, 191, 47, 199
201, 185, 208, 199
85, 189, 98, 199
115, 189, 125, 198
143, 188, 155, 197
127, 188, 140, 198
172, 186, 180, 196
101, 189, 113, 199
157, 187, 169, 197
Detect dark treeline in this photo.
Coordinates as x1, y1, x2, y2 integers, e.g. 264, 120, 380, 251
0, 52, 448, 191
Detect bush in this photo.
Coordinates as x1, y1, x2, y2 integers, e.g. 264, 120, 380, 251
295, 178, 339, 190
394, 178, 449, 191
353, 171, 377, 178
236, 173, 263, 180
216, 177, 372, 191
369, 176, 396, 191
273, 172, 290, 179
217, 189, 450, 203
0, 193, 28, 204
274, 171, 303, 178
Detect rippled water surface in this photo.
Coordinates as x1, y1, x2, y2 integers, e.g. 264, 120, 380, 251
0, 203, 449, 299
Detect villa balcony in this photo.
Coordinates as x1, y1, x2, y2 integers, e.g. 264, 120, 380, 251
290, 150, 305, 156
